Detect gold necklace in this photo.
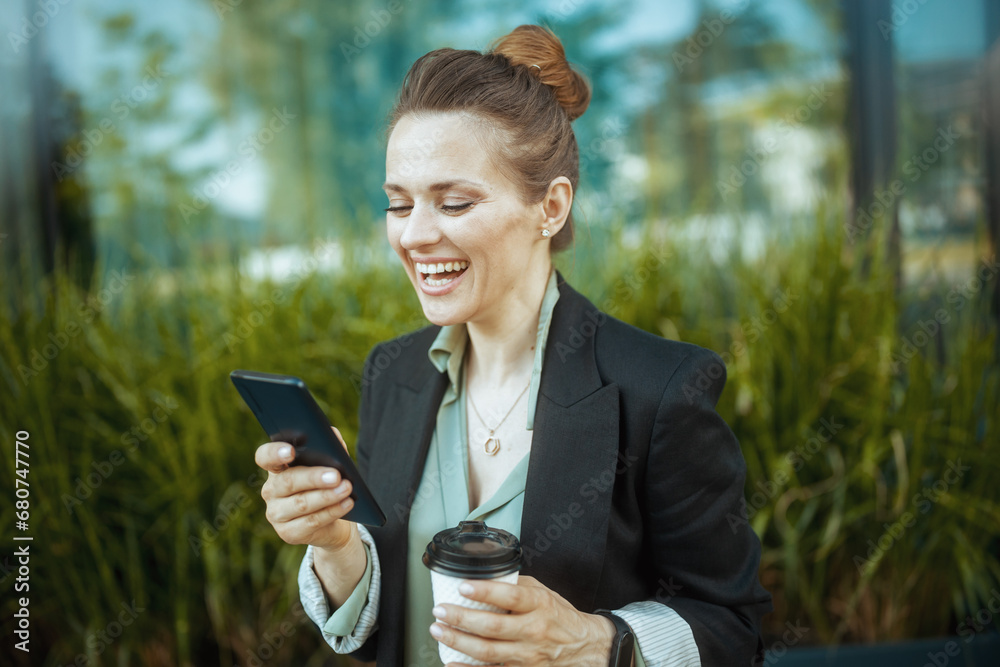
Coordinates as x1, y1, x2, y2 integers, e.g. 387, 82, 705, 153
467, 375, 531, 456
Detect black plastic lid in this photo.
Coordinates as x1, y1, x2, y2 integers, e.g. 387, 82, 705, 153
422, 520, 522, 579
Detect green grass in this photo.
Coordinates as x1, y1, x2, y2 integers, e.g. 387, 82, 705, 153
0, 217, 997, 664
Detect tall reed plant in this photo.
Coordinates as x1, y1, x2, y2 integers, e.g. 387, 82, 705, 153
0, 217, 997, 665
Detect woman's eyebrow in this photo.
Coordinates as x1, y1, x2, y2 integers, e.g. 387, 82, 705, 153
382, 179, 484, 194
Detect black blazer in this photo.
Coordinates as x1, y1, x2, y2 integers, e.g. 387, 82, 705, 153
349, 275, 772, 666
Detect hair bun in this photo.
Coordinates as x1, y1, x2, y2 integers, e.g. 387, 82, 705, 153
491, 25, 591, 121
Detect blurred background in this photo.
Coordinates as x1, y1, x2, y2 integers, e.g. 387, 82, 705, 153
1, 0, 998, 665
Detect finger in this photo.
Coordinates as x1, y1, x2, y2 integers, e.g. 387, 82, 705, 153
430, 622, 512, 665
457, 579, 538, 614
432, 603, 520, 640
274, 496, 356, 543
262, 465, 343, 501
331, 426, 350, 452
255, 441, 296, 472
265, 480, 354, 523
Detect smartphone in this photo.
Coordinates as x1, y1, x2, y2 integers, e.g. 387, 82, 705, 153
230, 369, 386, 527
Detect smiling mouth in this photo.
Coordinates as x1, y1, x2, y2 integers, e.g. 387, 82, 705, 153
415, 260, 469, 287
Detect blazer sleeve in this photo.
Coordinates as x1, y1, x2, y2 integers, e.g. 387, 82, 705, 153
645, 347, 772, 665
341, 343, 384, 663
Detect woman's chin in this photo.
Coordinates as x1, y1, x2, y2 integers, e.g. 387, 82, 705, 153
419, 301, 468, 327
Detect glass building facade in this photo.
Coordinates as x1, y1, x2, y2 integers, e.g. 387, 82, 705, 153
1, 0, 997, 296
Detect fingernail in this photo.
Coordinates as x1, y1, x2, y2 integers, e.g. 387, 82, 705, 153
458, 582, 474, 596
341, 498, 353, 510
431, 605, 446, 619
322, 471, 337, 484
335, 481, 350, 494
429, 623, 443, 639
278, 446, 292, 459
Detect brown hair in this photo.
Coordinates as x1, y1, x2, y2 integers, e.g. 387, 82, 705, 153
389, 25, 591, 252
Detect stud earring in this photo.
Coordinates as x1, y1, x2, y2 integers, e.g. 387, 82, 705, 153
541, 229, 550, 237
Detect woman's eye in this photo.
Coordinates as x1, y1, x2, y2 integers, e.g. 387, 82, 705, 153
441, 202, 474, 213
384, 205, 412, 215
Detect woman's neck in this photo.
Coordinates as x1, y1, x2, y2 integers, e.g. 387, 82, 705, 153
465, 262, 551, 388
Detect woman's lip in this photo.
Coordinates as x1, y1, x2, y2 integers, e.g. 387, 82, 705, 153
416, 265, 468, 297
412, 257, 468, 264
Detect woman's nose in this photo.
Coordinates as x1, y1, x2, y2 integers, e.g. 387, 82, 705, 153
398, 203, 442, 250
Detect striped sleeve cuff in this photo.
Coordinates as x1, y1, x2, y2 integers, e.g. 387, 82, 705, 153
614, 600, 700, 667
297, 525, 381, 653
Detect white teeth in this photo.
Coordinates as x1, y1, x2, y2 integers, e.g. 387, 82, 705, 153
414, 260, 469, 275
424, 275, 455, 287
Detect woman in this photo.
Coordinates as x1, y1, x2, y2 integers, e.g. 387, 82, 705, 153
256, 24, 772, 667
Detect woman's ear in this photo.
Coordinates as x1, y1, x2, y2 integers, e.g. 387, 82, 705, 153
538, 177, 573, 238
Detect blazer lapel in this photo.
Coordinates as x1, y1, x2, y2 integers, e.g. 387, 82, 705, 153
365, 328, 448, 526
520, 277, 621, 612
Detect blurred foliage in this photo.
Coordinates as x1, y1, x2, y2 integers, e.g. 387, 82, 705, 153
1, 209, 998, 664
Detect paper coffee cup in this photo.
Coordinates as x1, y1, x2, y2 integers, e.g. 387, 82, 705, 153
422, 521, 522, 666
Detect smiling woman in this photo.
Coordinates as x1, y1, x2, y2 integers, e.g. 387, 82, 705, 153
254, 23, 771, 667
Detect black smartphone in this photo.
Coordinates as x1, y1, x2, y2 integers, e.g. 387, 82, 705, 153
230, 369, 386, 527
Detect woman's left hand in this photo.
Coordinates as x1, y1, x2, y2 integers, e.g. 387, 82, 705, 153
429, 575, 615, 667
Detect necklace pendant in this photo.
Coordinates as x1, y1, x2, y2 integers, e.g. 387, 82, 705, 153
484, 437, 500, 456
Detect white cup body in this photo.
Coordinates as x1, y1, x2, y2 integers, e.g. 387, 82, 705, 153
429, 569, 519, 666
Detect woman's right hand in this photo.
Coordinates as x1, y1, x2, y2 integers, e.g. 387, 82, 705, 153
256, 427, 370, 608
255, 426, 357, 552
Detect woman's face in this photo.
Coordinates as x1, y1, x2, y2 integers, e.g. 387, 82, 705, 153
384, 112, 555, 328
